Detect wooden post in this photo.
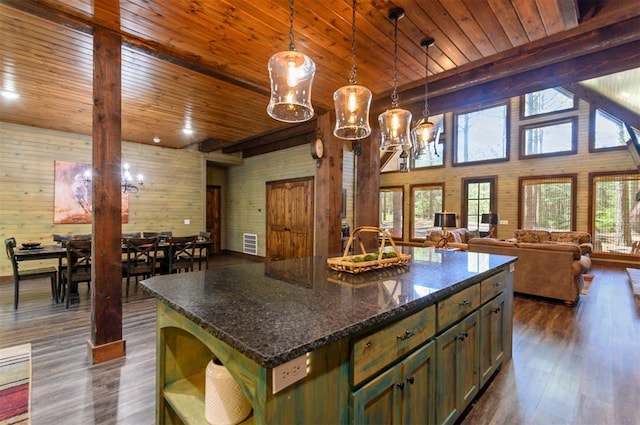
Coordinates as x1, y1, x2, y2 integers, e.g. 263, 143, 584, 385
355, 130, 380, 251
314, 112, 344, 257
88, 26, 125, 364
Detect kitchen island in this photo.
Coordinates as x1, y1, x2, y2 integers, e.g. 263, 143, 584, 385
141, 248, 516, 425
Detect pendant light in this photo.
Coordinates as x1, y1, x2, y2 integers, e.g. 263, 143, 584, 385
412, 38, 438, 159
267, 0, 316, 123
333, 0, 372, 140
378, 8, 412, 152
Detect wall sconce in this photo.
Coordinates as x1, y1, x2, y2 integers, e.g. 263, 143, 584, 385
481, 212, 500, 238
83, 162, 144, 194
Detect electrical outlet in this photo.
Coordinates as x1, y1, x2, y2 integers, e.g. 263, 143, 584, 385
272, 353, 308, 394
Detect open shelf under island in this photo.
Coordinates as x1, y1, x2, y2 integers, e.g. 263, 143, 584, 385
141, 248, 517, 425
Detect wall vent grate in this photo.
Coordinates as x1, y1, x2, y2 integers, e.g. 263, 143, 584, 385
243, 233, 258, 255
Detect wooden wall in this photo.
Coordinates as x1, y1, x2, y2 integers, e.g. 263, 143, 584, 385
0, 122, 233, 276
380, 97, 638, 241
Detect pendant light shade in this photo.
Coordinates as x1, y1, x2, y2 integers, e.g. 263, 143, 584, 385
412, 38, 438, 159
333, 0, 372, 140
379, 8, 412, 152
267, 0, 315, 123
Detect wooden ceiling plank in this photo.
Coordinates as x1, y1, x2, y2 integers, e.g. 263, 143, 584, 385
536, 0, 578, 34
432, 0, 492, 59
486, 0, 530, 46
461, 0, 513, 52
511, 0, 548, 41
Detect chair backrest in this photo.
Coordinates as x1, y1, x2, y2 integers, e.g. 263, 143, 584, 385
168, 236, 197, 269
4, 237, 19, 276
122, 232, 142, 243
126, 237, 159, 265
199, 231, 211, 240
66, 239, 92, 277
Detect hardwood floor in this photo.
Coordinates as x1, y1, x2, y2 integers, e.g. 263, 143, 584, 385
1, 260, 638, 425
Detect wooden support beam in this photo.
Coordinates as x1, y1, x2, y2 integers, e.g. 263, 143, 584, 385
354, 132, 380, 251
216, 120, 318, 153
314, 112, 343, 257
89, 26, 125, 364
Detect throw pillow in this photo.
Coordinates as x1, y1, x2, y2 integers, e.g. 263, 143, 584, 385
514, 230, 539, 243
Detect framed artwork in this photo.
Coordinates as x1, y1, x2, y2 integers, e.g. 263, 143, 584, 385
54, 160, 129, 224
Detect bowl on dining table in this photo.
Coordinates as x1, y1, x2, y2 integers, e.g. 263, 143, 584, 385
22, 242, 42, 249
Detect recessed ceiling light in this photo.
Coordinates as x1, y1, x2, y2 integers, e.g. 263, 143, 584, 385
183, 128, 194, 135
1, 90, 19, 100
153, 136, 161, 143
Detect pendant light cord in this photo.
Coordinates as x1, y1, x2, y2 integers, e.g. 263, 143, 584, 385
423, 43, 430, 117
288, 0, 296, 51
349, 0, 357, 84
391, 15, 399, 108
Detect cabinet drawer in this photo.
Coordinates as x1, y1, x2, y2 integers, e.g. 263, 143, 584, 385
480, 271, 506, 304
437, 284, 479, 331
353, 305, 435, 386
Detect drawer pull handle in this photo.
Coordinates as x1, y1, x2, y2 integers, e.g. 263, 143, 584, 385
458, 299, 471, 307
458, 332, 469, 341
492, 307, 501, 314
493, 281, 503, 287
397, 382, 405, 390
407, 376, 415, 385
364, 342, 372, 349
397, 330, 415, 341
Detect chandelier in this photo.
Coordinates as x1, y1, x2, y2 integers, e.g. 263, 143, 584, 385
83, 163, 144, 194
333, 0, 372, 140
412, 38, 439, 159
378, 8, 412, 152
267, 0, 316, 123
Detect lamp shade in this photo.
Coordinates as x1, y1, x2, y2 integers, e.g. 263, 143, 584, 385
434, 212, 457, 228
333, 84, 372, 140
267, 50, 315, 123
481, 213, 500, 225
379, 108, 413, 152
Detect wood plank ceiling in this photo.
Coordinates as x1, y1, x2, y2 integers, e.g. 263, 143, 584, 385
1, 0, 639, 154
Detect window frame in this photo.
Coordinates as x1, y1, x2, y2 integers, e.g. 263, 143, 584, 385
588, 105, 629, 153
461, 177, 497, 235
409, 183, 445, 242
518, 174, 577, 231
519, 87, 577, 120
519, 116, 578, 160
379, 186, 405, 240
452, 102, 510, 167
411, 113, 446, 170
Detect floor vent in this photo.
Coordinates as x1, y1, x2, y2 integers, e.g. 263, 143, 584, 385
243, 233, 258, 255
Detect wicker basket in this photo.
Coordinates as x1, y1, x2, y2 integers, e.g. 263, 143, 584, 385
327, 226, 410, 274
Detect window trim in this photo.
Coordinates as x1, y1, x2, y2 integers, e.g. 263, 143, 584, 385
519, 87, 577, 120
519, 116, 578, 160
461, 177, 497, 233
518, 174, 577, 230
409, 182, 445, 242
452, 102, 510, 167
588, 105, 629, 153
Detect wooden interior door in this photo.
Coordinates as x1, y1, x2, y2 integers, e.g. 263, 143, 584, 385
266, 177, 314, 261
206, 185, 221, 255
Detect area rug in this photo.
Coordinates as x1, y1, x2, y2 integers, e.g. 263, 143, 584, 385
0, 343, 31, 424
581, 274, 594, 295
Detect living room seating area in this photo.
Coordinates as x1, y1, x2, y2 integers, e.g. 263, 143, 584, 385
468, 229, 593, 306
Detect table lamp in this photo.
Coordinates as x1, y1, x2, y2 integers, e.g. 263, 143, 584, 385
481, 212, 499, 238
434, 211, 457, 249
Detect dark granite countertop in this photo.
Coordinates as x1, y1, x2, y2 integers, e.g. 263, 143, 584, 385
141, 248, 516, 368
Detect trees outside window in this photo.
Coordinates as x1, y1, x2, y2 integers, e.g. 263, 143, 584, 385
454, 104, 509, 165
379, 187, 403, 239
411, 184, 443, 239
521, 87, 576, 118
519, 175, 576, 230
463, 178, 495, 233
591, 108, 630, 151
520, 117, 577, 158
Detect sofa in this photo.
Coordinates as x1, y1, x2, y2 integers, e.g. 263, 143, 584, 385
468, 230, 592, 306
422, 228, 479, 251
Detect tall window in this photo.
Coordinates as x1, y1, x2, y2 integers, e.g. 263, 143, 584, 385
519, 175, 576, 230
454, 103, 509, 165
463, 178, 496, 233
521, 87, 576, 118
591, 108, 630, 151
380, 187, 403, 239
591, 172, 640, 255
410, 184, 444, 239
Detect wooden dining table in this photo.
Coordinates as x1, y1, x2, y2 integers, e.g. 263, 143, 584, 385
13, 244, 66, 285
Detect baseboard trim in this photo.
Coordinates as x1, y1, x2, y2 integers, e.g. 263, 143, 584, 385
87, 339, 126, 365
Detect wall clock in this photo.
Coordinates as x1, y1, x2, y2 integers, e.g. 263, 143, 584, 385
311, 137, 324, 159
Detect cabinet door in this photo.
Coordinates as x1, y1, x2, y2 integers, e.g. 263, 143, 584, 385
402, 341, 436, 425
436, 325, 459, 425
459, 311, 480, 408
479, 292, 505, 387
353, 365, 402, 425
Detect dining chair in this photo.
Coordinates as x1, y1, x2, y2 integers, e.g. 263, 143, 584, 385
194, 231, 211, 270
5, 237, 58, 309
167, 236, 197, 273
123, 237, 159, 296
60, 239, 92, 308
121, 232, 141, 243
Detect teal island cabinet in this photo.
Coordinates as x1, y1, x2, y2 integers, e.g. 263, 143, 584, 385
141, 248, 516, 425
